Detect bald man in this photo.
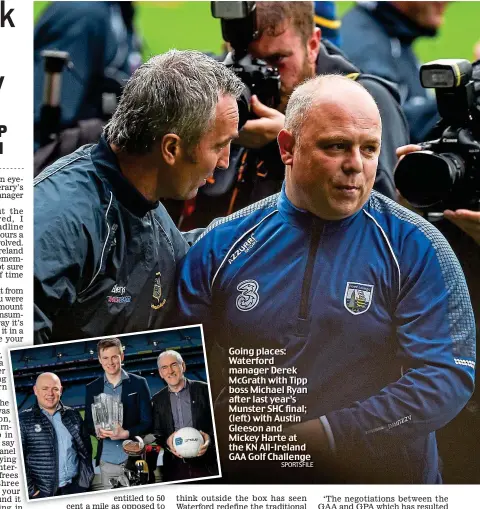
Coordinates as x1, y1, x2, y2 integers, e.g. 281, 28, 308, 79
176, 75, 475, 484
19, 372, 93, 498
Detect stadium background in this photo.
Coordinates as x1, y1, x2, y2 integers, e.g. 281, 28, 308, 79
33, 1, 480, 63
11, 326, 207, 455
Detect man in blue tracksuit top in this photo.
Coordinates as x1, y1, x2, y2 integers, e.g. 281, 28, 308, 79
177, 75, 475, 484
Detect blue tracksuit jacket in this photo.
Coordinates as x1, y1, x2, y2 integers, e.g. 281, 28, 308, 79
177, 189, 475, 483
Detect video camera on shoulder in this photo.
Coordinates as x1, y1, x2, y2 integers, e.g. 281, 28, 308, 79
395, 59, 480, 212
211, 1, 281, 122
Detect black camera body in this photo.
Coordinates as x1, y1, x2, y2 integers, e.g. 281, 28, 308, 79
222, 51, 281, 110
211, 1, 281, 118
395, 59, 480, 211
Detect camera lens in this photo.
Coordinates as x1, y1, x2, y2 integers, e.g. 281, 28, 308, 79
394, 151, 465, 209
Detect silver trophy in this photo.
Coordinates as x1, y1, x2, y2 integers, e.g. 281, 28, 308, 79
91, 393, 123, 434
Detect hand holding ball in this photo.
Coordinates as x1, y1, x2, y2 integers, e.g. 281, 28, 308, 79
173, 427, 204, 458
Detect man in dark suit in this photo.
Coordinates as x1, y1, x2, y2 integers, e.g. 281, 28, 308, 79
85, 337, 152, 488
151, 350, 218, 481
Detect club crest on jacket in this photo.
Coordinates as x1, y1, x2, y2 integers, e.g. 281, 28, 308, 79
344, 282, 374, 315
151, 271, 166, 310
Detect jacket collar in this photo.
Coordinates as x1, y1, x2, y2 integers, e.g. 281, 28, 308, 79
316, 40, 360, 76
33, 400, 66, 416
277, 185, 363, 233
167, 376, 190, 394
91, 136, 159, 217
103, 368, 130, 387
359, 2, 437, 44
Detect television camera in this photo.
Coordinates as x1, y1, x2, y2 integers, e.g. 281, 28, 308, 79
395, 59, 480, 212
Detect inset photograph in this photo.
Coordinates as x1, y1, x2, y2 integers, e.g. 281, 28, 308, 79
9, 326, 220, 499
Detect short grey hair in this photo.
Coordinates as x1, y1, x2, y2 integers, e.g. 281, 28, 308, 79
284, 74, 370, 138
157, 350, 184, 369
106, 49, 244, 154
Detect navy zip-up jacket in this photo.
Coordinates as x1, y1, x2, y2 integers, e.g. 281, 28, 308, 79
34, 136, 190, 343
19, 402, 93, 497
177, 189, 475, 483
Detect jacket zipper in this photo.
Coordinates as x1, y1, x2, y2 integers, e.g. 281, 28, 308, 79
50, 415, 59, 494
298, 220, 324, 320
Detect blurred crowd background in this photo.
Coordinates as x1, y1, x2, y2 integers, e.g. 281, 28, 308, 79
34, 1, 480, 62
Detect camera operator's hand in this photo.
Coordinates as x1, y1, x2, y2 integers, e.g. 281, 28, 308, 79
237, 95, 285, 149
395, 144, 422, 160
443, 209, 480, 246
396, 144, 480, 245
474, 40, 480, 60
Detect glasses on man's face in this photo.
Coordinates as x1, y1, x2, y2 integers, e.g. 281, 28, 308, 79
160, 362, 180, 373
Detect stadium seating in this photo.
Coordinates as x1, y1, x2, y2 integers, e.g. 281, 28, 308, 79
12, 326, 209, 410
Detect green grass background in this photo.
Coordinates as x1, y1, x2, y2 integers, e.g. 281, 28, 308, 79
77, 409, 99, 460
34, 1, 480, 63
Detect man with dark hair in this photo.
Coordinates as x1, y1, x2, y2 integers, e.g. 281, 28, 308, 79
85, 337, 152, 489
34, 49, 243, 343
19, 372, 94, 498
151, 350, 218, 481
203, 0, 408, 216
177, 75, 475, 483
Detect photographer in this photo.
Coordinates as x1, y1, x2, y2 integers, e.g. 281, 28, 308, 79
398, 143, 480, 484
394, 59, 480, 350
216, 1, 409, 207
443, 209, 480, 244
396, 142, 480, 337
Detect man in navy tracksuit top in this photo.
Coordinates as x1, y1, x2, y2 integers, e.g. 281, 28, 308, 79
177, 75, 476, 483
